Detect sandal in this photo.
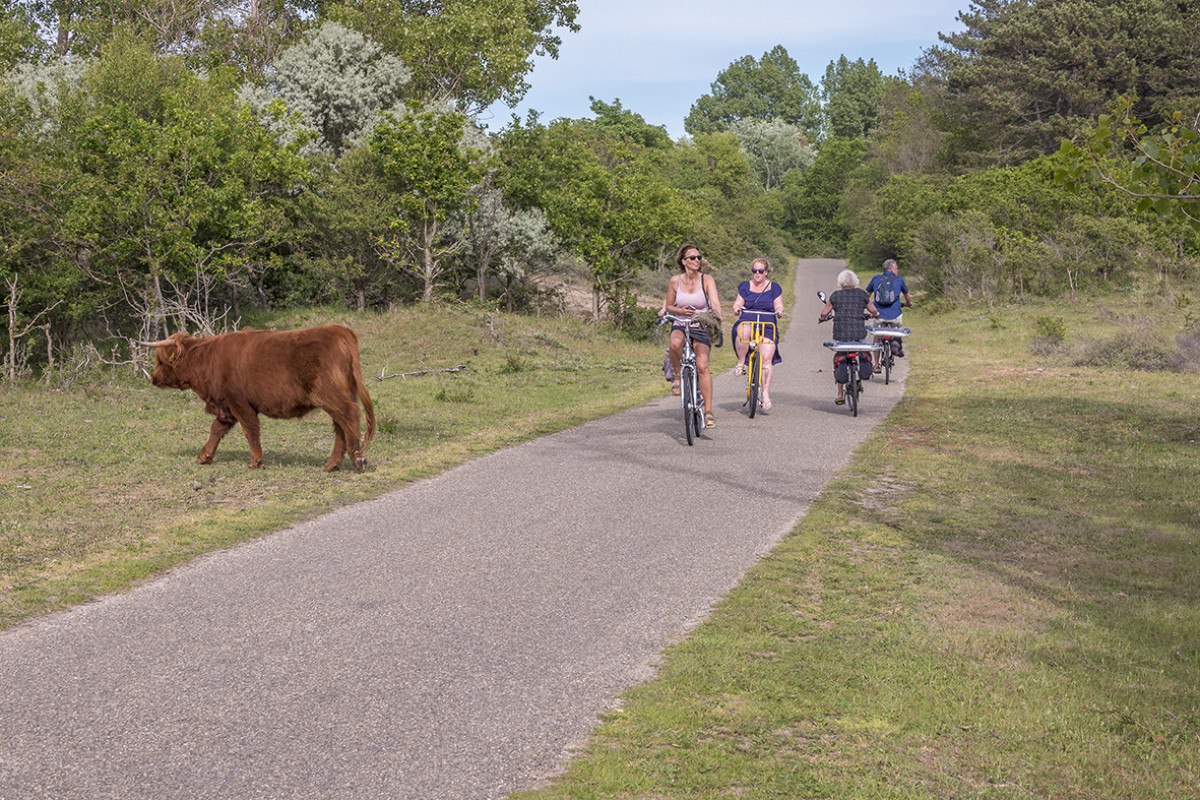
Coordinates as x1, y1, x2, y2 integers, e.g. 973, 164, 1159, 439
705, 412, 716, 429
835, 397, 845, 406
733, 363, 746, 376
762, 398, 772, 411
671, 381, 681, 396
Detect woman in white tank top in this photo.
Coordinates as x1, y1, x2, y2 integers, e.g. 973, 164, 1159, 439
662, 243, 723, 428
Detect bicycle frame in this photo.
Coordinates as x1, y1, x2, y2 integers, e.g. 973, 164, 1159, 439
737, 311, 777, 418
823, 340, 881, 417
867, 322, 911, 386
660, 314, 707, 444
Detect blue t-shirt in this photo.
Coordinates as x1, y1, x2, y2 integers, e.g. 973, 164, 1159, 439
866, 272, 908, 319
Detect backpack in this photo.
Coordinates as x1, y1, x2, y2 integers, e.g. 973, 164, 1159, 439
874, 272, 897, 306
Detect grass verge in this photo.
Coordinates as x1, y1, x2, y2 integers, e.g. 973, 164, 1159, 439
511, 290, 1200, 800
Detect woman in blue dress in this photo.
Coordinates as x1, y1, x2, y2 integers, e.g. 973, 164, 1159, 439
731, 258, 785, 411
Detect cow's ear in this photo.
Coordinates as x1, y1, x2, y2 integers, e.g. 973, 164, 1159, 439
163, 341, 182, 363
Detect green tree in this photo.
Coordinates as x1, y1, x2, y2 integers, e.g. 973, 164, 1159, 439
868, 72, 948, 176
13, 0, 319, 74
820, 55, 885, 139
1, 69, 91, 368
777, 137, 866, 250
292, 144, 402, 310
498, 116, 692, 318
1057, 96, 1200, 229
684, 45, 821, 139
371, 106, 487, 301
0, 0, 45, 69
186, 0, 320, 78
331, 0, 579, 114
588, 96, 672, 149
929, 0, 1200, 165
663, 131, 776, 266
59, 34, 308, 331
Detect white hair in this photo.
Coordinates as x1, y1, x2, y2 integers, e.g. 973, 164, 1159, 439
837, 269, 859, 289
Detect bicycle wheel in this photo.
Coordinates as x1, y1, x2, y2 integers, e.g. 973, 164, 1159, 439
747, 349, 760, 419
682, 365, 697, 445
847, 360, 859, 417
883, 344, 893, 385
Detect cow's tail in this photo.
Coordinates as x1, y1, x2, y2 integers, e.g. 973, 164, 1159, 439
352, 347, 376, 453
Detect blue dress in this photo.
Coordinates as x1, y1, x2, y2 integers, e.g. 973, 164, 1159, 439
733, 280, 783, 365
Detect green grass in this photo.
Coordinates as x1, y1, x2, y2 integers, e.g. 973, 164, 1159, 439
0, 303, 671, 628
511, 287, 1200, 800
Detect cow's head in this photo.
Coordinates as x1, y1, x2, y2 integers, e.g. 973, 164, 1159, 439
140, 333, 196, 390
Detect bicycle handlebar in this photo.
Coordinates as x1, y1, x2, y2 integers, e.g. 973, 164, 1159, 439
818, 312, 877, 323
658, 313, 692, 326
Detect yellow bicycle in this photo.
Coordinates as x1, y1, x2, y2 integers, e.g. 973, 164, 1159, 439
737, 310, 777, 418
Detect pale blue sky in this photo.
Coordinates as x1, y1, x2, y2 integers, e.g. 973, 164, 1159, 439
482, 0, 968, 139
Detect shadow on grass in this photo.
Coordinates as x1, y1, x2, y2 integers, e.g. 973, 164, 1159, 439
874, 387, 1200, 725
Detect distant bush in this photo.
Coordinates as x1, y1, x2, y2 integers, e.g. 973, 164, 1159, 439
1034, 316, 1066, 343
1175, 332, 1200, 370
1072, 330, 1188, 372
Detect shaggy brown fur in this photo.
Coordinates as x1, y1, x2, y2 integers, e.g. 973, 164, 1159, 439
147, 325, 376, 472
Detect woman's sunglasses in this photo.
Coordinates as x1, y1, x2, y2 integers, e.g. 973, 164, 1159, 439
752, 268, 767, 274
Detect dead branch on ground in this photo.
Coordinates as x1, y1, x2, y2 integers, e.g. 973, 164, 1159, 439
376, 361, 469, 381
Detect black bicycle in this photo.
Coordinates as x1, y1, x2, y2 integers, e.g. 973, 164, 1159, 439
660, 314, 706, 444
817, 291, 881, 417
868, 321, 911, 385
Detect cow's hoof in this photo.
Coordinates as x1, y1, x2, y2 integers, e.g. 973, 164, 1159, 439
197, 453, 214, 465
324, 461, 342, 472
354, 457, 367, 474
249, 459, 264, 469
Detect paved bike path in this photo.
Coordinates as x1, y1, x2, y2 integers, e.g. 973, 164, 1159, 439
0, 259, 907, 800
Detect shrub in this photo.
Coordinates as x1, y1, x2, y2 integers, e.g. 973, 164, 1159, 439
1072, 330, 1185, 372
1175, 332, 1200, 371
1034, 315, 1066, 343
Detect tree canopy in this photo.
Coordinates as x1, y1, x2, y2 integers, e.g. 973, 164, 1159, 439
330, 0, 579, 114
928, 0, 1200, 164
821, 56, 885, 140
684, 45, 822, 139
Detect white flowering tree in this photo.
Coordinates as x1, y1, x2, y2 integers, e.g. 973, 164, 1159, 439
729, 117, 815, 191
239, 21, 411, 157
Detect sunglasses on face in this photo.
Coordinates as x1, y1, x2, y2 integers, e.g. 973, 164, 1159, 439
683, 255, 702, 261
752, 268, 767, 274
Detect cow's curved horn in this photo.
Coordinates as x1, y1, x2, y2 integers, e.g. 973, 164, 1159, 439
135, 338, 175, 348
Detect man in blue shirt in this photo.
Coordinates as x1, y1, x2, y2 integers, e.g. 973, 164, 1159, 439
865, 259, 911, 369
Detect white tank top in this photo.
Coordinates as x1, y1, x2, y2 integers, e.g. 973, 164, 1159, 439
675, 277, 708, 313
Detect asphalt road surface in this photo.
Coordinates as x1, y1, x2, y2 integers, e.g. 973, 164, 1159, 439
0, 259, 908, 800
